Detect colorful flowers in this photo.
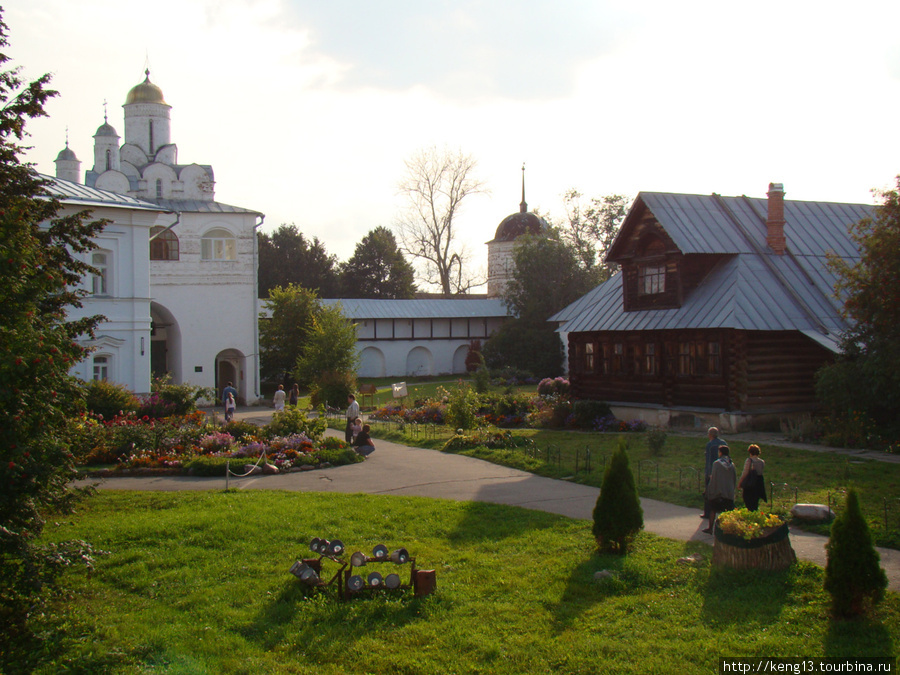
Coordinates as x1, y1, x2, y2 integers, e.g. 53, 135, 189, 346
717, 508, 785, 541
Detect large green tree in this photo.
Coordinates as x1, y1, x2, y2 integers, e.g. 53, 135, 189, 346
258, 224, 340, 298
0, 14, 104, 636
259, 285, 359, 404
339, 226, 416, 298
259, 284, 320, 383
817, 177, 900, 441
484, 233, 599, 377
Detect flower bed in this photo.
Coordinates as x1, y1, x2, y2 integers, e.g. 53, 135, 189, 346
713, 508, 796, 570
72, 409, 363, 474
370, 385, 647, 433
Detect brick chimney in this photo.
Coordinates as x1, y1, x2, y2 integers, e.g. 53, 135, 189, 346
766, 182, 786, 255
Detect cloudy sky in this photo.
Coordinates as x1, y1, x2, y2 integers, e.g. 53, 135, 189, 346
8, 0, 900, 288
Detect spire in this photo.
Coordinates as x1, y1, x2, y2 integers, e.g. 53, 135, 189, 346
103, 98, 108, 124
519, 162, 527, 213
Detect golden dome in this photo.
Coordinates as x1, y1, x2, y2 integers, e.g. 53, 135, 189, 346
125, 69, 168, 106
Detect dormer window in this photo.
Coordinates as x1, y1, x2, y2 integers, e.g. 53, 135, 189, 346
624, 234, 681, 311
639, 263, 666, 295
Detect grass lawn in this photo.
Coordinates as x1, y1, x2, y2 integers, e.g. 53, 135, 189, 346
21, 491, 899, 674
357, 424, 900, 550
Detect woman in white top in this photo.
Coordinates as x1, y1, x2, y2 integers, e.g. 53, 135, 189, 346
273, 384, 286, 412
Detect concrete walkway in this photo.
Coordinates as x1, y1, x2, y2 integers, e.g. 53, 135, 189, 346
86, 407, 900, 592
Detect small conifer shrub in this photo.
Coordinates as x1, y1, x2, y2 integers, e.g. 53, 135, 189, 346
592, 437, 644, 553
824, 489, 888, 618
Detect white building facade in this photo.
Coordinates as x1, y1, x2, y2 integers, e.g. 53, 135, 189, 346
54, 71, 263, 403
318, 299, 509, 378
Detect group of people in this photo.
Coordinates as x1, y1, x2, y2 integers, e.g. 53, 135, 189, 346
345, 394, 375, 456
702, 426, 768, 533
271, 383, 301, 412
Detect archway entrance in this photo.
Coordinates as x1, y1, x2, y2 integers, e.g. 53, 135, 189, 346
216, 348, 246, 404
150, 302, 181, 383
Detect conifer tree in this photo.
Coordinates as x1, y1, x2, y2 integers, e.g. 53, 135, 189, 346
824, 489, 888, 618
592, 437, 643, 553
0, 11, 105, 637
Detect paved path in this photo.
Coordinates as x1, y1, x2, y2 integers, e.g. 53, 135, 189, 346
85, 408, 900, 592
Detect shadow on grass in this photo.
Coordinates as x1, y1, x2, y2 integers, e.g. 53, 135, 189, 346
444, 496, 572, 547
547, 538, 711, 634
823, 611, 895, 658
239, 577, 432, 653
700, 565, 792, 626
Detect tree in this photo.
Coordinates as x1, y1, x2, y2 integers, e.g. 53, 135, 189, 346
482, 320, 563, 379
817, 178, 900, 441
294, 302, 359, 388
396, 146, 487, 295
824, 489, 887, 617
592, 438, 644, 554
504, 234, 599, 323
0, 13, 105, 638
483, 233, 596, 377
339, 226, 416, 298
258, 224, 340, 298
258, 284, 320, 383
560, 189, 628, 280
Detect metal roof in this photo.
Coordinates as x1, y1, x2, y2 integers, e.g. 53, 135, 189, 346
319, 298, 511, 320
40, 174, 163, 211
151, 198, 261, 216
558, 191, 874, 352
629, 192, 871, 258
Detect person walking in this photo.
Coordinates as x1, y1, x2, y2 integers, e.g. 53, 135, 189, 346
738, 444, 767, 511
273, 384, 286, 412
345, 394, 360, 444
703, 445, 736, 534
224, 392, 236, 423
289, 383, 299, 408
702, 427, 727, 519
222, 381, 237, 414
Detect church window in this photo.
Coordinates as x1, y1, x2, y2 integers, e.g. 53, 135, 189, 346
91, 251, 109, 295
149, 120, 154, 154
201, 228, 236, 261
150, 226, 179, 261
93, 355, 109, 381
105, 148, 111, 171
156, 179, 163, 199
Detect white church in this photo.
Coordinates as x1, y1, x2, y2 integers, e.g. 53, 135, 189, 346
49, 71, 554, 395
49, 71, 262, 404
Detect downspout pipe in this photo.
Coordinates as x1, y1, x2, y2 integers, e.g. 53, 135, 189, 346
252, 214, 265, 402
149, 211, 180, 240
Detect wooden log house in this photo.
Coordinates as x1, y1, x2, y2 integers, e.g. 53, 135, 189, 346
553, 184, 873, 430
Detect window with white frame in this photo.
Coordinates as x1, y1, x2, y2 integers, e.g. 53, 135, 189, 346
201, 228, 236, 261
92, 355, 110, 381
91, 251, 109, 295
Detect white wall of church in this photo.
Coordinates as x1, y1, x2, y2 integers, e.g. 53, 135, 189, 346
150, 211, 260, 404
61, 203, 160, 394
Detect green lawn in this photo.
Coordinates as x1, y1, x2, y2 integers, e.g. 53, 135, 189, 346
21, 491, 899, 674
359, 424, 900, 549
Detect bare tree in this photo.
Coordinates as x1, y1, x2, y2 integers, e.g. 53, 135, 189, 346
561, 189, 629, 281
396, 146, 487, 295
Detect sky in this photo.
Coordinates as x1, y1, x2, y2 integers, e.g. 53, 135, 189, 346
8, 0, 900, 290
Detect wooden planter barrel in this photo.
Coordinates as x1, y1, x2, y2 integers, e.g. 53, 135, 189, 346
712, 521, 797, 571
